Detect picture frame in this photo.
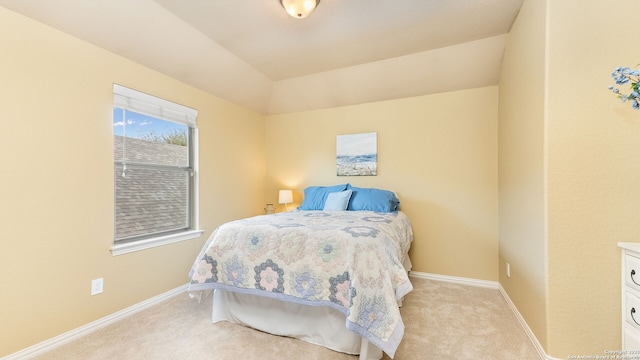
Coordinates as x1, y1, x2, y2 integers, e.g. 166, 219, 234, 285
336, 132, 377, 176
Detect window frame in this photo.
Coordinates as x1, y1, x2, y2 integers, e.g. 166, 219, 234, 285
111, 84, 202, 256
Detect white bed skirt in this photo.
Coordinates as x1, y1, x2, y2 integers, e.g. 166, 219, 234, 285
211, 256, 412, 359
212, 290, 383, 360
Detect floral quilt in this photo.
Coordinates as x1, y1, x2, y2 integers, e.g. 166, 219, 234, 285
188, 210, 414, 358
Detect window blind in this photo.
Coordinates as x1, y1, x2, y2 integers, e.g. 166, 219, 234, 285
113, 84, 197, 127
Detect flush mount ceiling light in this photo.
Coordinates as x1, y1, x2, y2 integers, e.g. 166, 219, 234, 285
280, 0, 319, 19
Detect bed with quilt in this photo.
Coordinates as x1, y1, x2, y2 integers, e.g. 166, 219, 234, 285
188, 185, 414, 359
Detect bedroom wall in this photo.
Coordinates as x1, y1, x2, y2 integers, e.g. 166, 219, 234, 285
545, 0, 640, 357
264, 87, 499, 281
500, 0, 640, 357
498, 0, 547, 351
0, 7, 265, 357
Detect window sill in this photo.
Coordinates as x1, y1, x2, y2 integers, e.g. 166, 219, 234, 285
111, 229, 204, 256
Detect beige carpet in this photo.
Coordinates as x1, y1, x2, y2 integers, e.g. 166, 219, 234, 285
33, 277, 541, 360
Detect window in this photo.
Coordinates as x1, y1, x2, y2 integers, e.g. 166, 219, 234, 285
111, 84, 202, 255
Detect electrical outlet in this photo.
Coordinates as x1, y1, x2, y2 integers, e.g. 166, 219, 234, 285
506, 263, 511, 278
91, 278, 103, 296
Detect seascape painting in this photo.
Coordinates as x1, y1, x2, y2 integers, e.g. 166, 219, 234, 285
336, 132, 377, 176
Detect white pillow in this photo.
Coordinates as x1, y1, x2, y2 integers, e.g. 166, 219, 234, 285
323, 190, 353, 211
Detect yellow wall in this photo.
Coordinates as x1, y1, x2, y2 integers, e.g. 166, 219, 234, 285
265, 87, 499, 280
498, 0, 548, 351
500, 0, 640, 357
0, 7, 265, 356
545, 0, 640, 357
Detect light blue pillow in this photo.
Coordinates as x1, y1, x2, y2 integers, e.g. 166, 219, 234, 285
299, 184, 349, 210
323, 190, 353, 211
346, 186, 400, 212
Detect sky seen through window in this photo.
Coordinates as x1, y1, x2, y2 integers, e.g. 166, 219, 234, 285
113, 108, 186, 140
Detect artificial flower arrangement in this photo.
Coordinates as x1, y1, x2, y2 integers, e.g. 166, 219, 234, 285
609, 66, 640, 109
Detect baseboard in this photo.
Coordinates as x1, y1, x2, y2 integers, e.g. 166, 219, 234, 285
498, 286, 561, 360
409, 271, 500, 289
2, 284, 189, 360
409, 271, 557, 360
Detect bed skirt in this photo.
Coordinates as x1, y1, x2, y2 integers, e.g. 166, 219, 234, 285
212, 289, 383, 360
210, 256, 412, 359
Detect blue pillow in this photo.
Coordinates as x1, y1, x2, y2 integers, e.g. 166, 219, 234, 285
347, 187, 399, 212
323, 190, 353, 211
299, 184, 349, 210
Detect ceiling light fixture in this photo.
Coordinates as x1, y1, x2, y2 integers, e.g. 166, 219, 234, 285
280, 0, 319, 19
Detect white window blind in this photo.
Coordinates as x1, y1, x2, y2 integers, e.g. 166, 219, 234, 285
113, 84, 197, 127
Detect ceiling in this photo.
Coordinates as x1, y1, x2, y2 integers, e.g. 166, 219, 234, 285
0, 0, 524, 115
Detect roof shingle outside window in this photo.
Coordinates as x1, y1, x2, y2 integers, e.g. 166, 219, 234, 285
114, 136, 189, 240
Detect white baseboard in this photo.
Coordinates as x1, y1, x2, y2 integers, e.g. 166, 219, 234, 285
409, 271, 557, 360
409, 271, 499, 289
498, 286, 561, 360
2, 284, 189, 360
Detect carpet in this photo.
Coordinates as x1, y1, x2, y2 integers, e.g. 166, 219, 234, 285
33, 277, 540, 360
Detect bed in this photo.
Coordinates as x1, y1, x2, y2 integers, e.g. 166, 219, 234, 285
188, 185, 413, 359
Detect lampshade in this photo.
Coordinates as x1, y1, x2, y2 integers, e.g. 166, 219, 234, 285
278, 189, 293, 204
280, 0, 319, 19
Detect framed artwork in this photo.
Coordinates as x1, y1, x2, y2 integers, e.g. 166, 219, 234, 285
336, 132, 377, 176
